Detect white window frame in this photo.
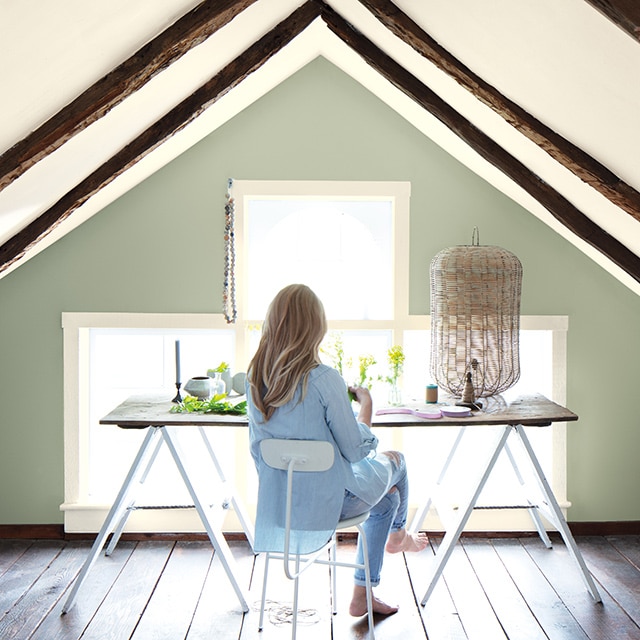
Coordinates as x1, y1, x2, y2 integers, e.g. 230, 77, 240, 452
233, 179, 412, 352
60, 312, 243, 533
61, 313, 568, 533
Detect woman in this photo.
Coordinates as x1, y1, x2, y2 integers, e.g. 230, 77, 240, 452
247, 284, 428, 616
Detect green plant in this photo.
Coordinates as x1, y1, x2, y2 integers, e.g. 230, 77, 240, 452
357, 354, 376, 389
320, 331, 345, 376
383, 345, 404, 385
170, 395, 247, 415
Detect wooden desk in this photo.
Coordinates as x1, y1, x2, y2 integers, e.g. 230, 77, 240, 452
376, 393, 601, 605
63, 395, 253, 614
63, 393, 601, 614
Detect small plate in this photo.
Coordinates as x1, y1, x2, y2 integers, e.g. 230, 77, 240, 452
440, 405, 472, 417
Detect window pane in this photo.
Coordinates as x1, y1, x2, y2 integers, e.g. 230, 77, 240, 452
246, 199, 393, 320
88, 329, 236, 501
323, 331, 390, 380
403, 330, 432, 401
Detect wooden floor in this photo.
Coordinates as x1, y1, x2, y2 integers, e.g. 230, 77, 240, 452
1, 535, 639, 639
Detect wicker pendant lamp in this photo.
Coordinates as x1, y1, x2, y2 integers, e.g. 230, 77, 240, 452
429, 228, 522, 399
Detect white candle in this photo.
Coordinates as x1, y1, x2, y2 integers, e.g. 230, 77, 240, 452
175, 340, 181, 383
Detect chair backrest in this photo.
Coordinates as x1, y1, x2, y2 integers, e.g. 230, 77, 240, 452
260, 438, 334, 473
257, 438, 339, 561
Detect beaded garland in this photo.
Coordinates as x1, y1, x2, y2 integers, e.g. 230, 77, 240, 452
223, 178, 237, 324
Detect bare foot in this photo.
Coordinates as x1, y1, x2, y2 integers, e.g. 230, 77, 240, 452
349, 586, 399, 617
385, 529, 429, 554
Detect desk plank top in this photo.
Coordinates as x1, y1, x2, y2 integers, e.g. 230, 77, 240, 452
372, 393, 578, 427
100, 392, 577, 429
100, 394, 248, 428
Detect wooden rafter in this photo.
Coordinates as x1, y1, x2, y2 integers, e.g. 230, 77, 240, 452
0, 2, 321, 273
358, 0, 640, 224
0, 0, 639, 285
318, 1, 640, 283
0, 0, 259, 192
584, 0, 640, 41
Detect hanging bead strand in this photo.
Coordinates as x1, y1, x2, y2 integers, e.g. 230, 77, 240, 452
223, 178, 237, 324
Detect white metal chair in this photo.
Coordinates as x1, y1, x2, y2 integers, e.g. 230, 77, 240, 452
258, 438, 374, 639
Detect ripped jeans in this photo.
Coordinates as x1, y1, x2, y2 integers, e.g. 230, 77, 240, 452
339, 451, 409, 587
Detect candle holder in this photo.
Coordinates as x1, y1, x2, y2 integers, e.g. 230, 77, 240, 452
172, 382, 183, 403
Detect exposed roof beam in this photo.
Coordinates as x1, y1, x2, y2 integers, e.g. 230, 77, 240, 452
319, 0, 640, 284
359, 0, 640, 224
1, 0, 639, 286
0, 2, 321, 274
0, 0, 259, 192
584, 0, 640, 41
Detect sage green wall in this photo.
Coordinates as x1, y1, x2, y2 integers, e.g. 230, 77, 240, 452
1, 57, 639, 525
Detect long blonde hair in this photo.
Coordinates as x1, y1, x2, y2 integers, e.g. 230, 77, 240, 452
248, 284, 327, 422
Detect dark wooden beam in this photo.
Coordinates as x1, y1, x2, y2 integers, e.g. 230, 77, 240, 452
357, 0, 640, 225
584, 0, 640, 41
319, 1, 640, 284
0, 2, 321, 274
2, 0, 638, 286
0, 0, 258, 192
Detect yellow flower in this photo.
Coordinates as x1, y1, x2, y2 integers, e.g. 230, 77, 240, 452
358, 354, 376, 387
388, 345, 404, 380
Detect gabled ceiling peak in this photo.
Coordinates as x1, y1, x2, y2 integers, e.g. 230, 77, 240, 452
0, 0, 638, 294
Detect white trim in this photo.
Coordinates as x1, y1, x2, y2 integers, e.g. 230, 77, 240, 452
61, 312, 238, 532
232, 179, 411, 323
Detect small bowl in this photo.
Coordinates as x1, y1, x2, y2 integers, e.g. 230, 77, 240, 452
183, 376, 211, 400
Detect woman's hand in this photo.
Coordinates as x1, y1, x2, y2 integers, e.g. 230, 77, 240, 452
348, 386, 373, 426
349, 385, 371, 405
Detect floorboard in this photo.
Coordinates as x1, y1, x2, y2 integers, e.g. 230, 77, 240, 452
0, 540, 65, 636
574, 537, 640, 626
441, 541, 509, 640
0, 541, 87, 640
490, 538, 589, 640
132, 541, 213, 640
405, 538, 468, 640
78, 541, 174, 640
523, 536, 640, 640
30, 541, 136, 640
608, 535, 640, 570
462, 538, 548, 640
0, 539, 32, 575
188, 540, 254, 640
0, 535, 638, 639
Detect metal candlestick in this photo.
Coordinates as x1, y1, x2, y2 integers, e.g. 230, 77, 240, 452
172, 382, 183, 403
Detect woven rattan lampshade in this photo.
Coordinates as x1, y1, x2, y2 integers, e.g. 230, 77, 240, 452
429, 231, 522, 398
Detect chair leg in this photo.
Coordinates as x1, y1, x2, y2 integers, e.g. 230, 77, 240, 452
259, 552, 271, 631
330, 534, 338, 615
291, 555, 301, 640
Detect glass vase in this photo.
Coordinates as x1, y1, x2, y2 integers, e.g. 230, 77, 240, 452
210, 372, 226, 397
388, 380, 402, 406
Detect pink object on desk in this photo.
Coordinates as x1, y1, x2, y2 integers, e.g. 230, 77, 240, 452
376, 406, 442, 419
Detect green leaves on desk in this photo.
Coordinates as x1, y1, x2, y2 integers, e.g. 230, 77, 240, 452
170, 394, 247, 415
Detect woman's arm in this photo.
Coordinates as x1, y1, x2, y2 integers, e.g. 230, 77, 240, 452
320, 369, 378, 462
349, 386, 372, 427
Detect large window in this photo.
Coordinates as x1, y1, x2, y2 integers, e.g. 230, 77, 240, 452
62, 181, 569, 533
245, 198, 393, 320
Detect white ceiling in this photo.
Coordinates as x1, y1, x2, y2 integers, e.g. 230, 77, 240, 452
1, 0, 639, 292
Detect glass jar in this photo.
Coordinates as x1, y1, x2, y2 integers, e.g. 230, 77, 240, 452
210, 371, 226, 397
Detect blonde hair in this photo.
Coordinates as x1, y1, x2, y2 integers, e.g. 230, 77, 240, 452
248, 284, 327, 422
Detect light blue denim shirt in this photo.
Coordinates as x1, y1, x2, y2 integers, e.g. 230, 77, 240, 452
248, 364, 392, 553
